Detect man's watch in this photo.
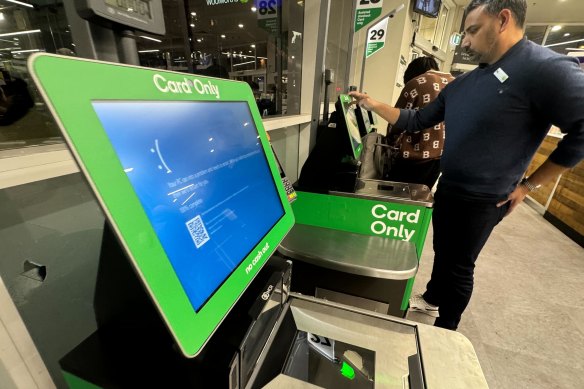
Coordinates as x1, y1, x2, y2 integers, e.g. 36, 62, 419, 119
520, 177, 541, 192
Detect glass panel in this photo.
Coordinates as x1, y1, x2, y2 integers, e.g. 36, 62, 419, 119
525, 25, 547, 45
418, 15, 437, 43
1, 0, 305, 152
144, 0, 305, 117
324, 0, 353, 103
434, 4, 448, 47
0, 1, 72, 151
418, 4, 449, 49
136, 0, 191, 72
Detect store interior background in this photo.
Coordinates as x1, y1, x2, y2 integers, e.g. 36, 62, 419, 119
0, 0, 582, 388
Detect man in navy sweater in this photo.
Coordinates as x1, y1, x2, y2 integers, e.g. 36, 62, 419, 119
350, 0, 584, 330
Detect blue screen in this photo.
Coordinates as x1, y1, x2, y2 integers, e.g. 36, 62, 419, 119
92, 101, 284, 311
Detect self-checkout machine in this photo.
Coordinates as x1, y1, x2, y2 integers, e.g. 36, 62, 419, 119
29, 53, 487, 388
284, 5, 434, 318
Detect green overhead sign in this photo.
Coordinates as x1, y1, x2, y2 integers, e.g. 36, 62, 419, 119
355, 0, 384, 32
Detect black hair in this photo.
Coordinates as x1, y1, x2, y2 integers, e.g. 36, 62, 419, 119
465, 0, 527, 29
403, 56, 439, 84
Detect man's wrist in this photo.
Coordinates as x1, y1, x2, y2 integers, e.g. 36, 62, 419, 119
520, 177, 541, 192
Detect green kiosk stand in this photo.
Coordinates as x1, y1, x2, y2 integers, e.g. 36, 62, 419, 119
282, 182, 433, 317
29, 54, 487, 388
284, 94, 434, 317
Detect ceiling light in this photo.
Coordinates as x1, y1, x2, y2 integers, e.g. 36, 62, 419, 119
191, 12, 196, 16
196, 39, 202, 42
238, 23, 244, 28
564, 33, 571, 37
250, 44, 255, 48
251, 6, 257, 12
5, 0, 33, 8
221, 34, 226, 38
190, 23, 195, 27
233, 60, 255, 67
12, 49, 42, 54
551, 25, 562, 32
140, 35, 162, 42
0, 29, 41, 38
0, 12, 4, 21
545, 37, 584, 48
138, 49, 160, 53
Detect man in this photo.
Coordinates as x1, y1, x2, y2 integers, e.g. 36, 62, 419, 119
350, 0, 584, 331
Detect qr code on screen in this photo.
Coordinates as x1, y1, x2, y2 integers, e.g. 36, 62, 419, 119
186, 215, 210, 249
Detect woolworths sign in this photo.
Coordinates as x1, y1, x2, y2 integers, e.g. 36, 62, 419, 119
205, 0, 247, 5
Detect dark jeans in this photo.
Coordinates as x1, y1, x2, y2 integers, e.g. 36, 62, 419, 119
423, 186, 510, 330
386, 158, 441, 189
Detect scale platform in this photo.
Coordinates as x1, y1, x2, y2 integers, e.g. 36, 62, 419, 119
254, 293, 488, 389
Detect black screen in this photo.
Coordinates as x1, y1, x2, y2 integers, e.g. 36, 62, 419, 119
413, 0, 441, 18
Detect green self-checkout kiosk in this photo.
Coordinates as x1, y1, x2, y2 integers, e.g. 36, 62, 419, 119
29, 54, 487, 388
290, 93, 434, 317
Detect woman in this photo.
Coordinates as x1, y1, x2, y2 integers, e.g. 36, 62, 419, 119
386, 56, 454, 188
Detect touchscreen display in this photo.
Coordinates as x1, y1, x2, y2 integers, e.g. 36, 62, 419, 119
92, 101, 284, 311
338, 95, 363, 158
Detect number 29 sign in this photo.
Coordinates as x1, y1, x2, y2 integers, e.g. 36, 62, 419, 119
366, 16, 388, 58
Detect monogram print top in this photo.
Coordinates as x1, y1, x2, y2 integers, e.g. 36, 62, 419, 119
388, 70, 454, 161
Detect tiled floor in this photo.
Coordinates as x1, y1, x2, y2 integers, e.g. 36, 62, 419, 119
406, 203, 584, 389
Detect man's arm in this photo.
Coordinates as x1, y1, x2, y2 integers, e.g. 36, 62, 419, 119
387, 90, 409, 141
348, 91, 401, 124
348, 90, 446, 132
497, 159, 569, 215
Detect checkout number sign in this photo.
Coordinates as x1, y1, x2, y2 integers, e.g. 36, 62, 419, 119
257, 0, 279, 35
366, 16, 388, 58
355, 0, 384, 32
308, 332, 335, 361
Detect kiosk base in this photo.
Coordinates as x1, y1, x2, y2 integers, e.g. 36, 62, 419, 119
60, 285, 489, 389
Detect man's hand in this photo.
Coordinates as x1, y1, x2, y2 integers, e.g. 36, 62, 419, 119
348, 91, 401, 125
498, 161, 568, 217
348, 91, 377, 111
497, 184, 529, 217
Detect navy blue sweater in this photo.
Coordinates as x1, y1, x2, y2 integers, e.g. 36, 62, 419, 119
395, 38, 584, 197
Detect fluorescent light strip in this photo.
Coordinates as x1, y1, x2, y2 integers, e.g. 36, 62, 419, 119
221, 51, 267, 60
0, 29, 41, 38
139, 35, 162, 43
545, 38, 584, 48
566, 48, 584, 51
138, 49, 160, 53
233, 60, 255, 67
12, 48, 42, 53
4, 0, 34, 8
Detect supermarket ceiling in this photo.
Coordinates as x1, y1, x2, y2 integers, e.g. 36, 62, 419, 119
453, 0, 584, 24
